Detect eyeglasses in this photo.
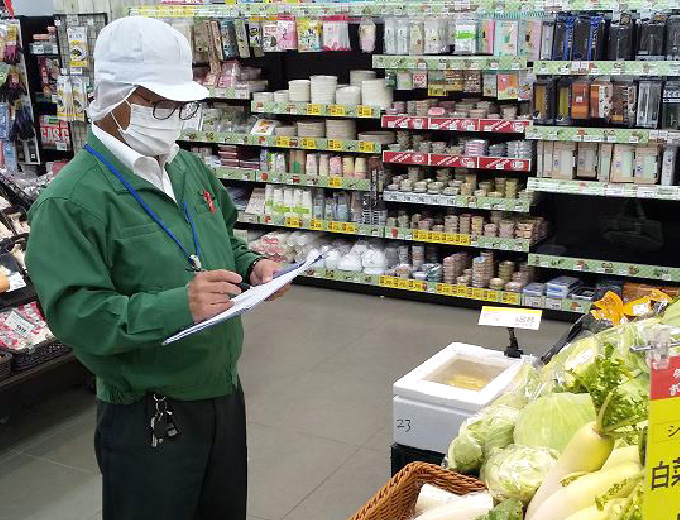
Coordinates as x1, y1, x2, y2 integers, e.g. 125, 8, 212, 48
152, 100, 200, 121
133, 92, 200, 121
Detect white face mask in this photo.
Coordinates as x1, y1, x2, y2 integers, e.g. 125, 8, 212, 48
113, 101, 182, 156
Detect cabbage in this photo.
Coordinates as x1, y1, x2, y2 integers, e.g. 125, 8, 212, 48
483, 445, 558, 505
513, 393, 596, 453
447, 405, 520, 474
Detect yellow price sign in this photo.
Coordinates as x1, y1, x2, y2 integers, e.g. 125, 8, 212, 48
413, 229, 428, 241
306, 104, 323, 116
431, 232, 444, 243
397, 278, 410, 290
329, 221, 343, 233
285, 216, 301, 227
357, 105, 374, 118
438, 283, 454, 296
301, 137, 317, 149
359, 141, 376, 153
457, 234, 472, 246
486, 290, 501, 302
443, 233, 458, 245
343, 222, 357, 234
428, 86, 446, 97
471, 288, 486, 301
379, 275, 393, 288
327, 139, 343, 151
310, 219, 324, 231
275, 136, 291, 148
501, 292, 522, 306
409, 280, 425, 292
328, 176, 343, 188
457, 285, 471, 298
330, 105, 347, 117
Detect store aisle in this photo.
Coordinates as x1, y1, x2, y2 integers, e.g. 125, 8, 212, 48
0, 287, 571, 520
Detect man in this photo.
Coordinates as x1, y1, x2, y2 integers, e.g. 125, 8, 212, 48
25, 16, 286, 520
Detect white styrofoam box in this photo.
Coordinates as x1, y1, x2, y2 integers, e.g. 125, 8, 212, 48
393, 396, 470, 453
393, 342, 526, 414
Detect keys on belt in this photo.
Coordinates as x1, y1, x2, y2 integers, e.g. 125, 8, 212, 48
150, 394, 180, 448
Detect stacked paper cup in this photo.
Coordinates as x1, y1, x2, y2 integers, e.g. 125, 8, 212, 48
274, 90, 290, 102
350, 70, 376, 88
361, 79, 392, 109
335, 86, 362, 106
310, 76, 338, 104
289, 80, 311, 102
253, 92, 275, 103
326, 119, 357, 140
297, 121, 326, 138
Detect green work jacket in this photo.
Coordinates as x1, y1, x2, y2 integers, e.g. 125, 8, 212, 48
25, 129, 260, 404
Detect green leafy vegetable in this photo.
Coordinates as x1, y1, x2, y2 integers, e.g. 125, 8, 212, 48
483, 445, 558, 505
513, 393, 596, 453
474, 498, 524, 520
447, 405, 519, 474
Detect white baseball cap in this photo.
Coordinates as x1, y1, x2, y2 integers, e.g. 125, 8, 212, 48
93, 16, 208, 102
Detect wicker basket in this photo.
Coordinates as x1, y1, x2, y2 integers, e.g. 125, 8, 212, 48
348, 462, 486, 520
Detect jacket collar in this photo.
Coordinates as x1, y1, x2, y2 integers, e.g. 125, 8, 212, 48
85, 127, 185, 203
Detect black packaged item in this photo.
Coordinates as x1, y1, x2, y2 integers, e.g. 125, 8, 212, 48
610, 81, 637, 127
637, 15, 667, 61
552, 15, 575, 61
532, 79, 556, 124
588, 15, 607, 60
666, 16, 680, 60
637, 80, 663, 129
662, 81, 680, 129
571, 16, 592, 61
608, 14, 635, 61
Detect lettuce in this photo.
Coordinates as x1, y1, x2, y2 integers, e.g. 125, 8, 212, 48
447, 405, 520, 474
483, 445, 558, 505
513, 393, 596, 453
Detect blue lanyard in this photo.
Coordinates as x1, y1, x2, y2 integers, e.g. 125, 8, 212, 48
84, 143, 202, 272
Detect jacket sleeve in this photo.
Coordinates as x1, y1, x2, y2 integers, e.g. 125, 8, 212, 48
25, 197, 194, 356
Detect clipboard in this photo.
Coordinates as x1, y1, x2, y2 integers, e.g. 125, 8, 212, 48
162, 255, 321, 345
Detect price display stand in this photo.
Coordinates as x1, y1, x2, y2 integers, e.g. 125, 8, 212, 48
639, 330, 680, 520
478, 306, 543, 358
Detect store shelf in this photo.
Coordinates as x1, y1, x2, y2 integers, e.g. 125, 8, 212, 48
382, 115, 529, 133
238, 213, 385, 237
386, 226, 536, 251
533, 61, 680, 77
382, 151, 531, 171
216, 167, 372, 191
526, 125, 651, 144
29, 42, 58, 55
528, 178, 680, 200
251, 101, 381, 119
300, 267, 589, 313
205, 86, 254, 100
128, 2, 581, 18
239, 213, 538, 251
373, 55, 528, 72
528, 253, 680, 282
383, 190, 532, 212
180, 130, 381, 153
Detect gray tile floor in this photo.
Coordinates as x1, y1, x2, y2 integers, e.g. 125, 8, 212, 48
0, 286, 573, 520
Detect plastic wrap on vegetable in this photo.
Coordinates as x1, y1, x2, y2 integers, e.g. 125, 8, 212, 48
513, 393, 596, 453
491, 362, 548, 410
482, 445, 558, 505
446, 405, 520, 474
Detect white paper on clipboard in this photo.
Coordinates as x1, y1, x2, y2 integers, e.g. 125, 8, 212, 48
163, 255, 321, 346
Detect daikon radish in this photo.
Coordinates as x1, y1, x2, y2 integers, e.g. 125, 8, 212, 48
526, 422, 615, 519
413, 501, 492, 520
528, 462, 641, 520
563, 498, 627, 520
601, 446, 639, 470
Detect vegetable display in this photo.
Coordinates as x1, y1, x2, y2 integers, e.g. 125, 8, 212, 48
439, 298, 677, 520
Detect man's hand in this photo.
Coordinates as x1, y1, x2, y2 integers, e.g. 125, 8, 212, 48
249, 259, 290, 301
188, 270, 243, 323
